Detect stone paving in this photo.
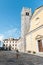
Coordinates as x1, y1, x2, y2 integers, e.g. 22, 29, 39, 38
0, 51, 43, 65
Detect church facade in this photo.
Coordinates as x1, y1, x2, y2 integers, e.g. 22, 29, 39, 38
26, 6, 43, 53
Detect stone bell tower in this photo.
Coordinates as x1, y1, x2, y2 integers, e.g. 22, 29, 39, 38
21, 7, 32, 52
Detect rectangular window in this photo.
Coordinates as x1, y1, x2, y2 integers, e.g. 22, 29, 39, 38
13, 44, 14, 46
13, 41, 14, 43
10, 41, 11, 43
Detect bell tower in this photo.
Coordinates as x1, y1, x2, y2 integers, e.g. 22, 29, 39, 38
21, 7, 32, 52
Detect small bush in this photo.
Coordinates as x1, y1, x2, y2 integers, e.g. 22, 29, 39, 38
28, 51, 31, 53
33, 51, 36, 54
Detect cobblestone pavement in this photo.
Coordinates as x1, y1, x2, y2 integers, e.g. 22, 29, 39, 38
0, 51, 43, 65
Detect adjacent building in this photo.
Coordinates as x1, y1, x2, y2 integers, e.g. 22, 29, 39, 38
3, 38, 19, 50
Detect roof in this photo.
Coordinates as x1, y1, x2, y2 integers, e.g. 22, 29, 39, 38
3, 38, 19, 41
31, 5, 43, 19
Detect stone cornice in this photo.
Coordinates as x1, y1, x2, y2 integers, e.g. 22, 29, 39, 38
27, 25, 43, 35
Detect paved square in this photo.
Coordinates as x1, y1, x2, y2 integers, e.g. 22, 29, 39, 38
0, 51, 43, 65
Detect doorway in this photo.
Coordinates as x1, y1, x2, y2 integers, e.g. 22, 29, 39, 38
38, 40, 43, 52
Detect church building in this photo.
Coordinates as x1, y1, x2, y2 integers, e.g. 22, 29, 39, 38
26, 6, 43, 53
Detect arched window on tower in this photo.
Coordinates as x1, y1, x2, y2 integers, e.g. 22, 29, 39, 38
26, 12, 29, 16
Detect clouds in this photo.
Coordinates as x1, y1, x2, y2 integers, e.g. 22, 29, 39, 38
4, 28, 20, 38
0, 34, 4, 41
0, 28, 20, 39
5, 28, 17, 36
0, 21, 20, 39
0, 28, 20, 47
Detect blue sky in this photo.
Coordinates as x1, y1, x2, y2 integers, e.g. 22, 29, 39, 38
0, 0, 43, 40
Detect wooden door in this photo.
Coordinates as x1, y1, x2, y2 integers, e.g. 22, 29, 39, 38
38, 40, 43, 52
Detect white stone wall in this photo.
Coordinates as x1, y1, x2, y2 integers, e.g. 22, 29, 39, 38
3, 39, 18, 50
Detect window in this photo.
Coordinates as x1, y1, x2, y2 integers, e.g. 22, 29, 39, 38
6, 44, 8, 47
3, 44, 5, 46
35, 17, 40, 25
15, 41, 17, 43
36, 17, 39, 20
13, 41, 14, 43
38, 40, 41, 42
13, 44, 14, 46
26, 12, 29, 16
10, 41, 11, 43
15, 44, 17, 46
